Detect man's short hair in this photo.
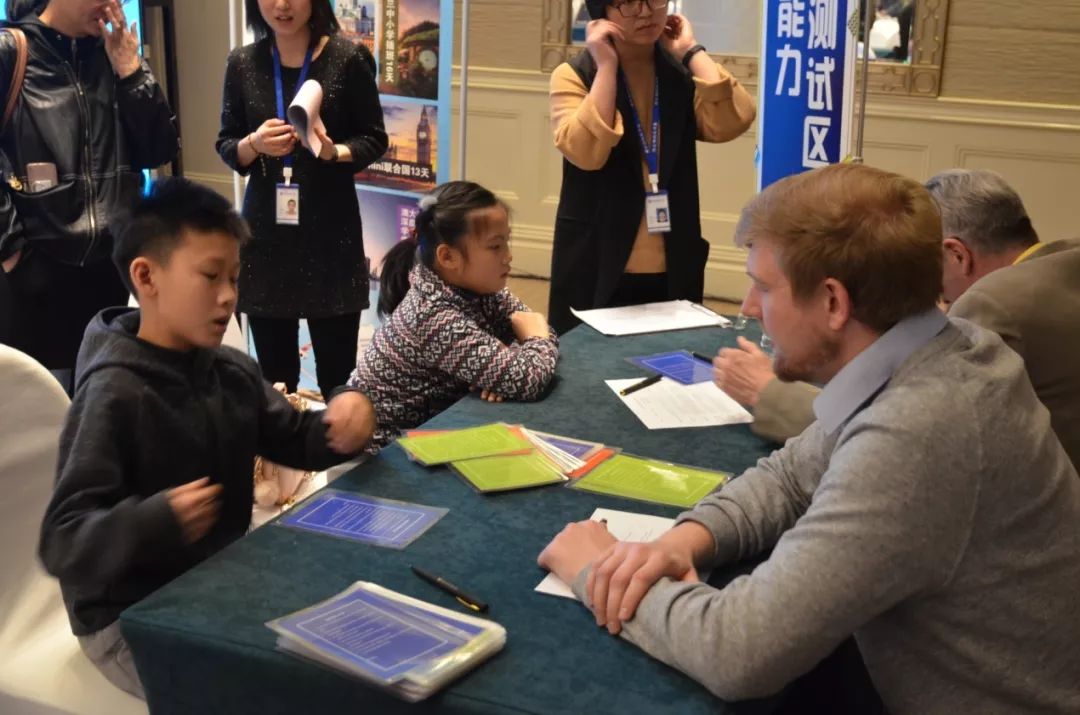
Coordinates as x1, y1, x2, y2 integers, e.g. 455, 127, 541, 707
111, 177, 251, 294
735, 163, 943, 333
923, 169, 1039, 255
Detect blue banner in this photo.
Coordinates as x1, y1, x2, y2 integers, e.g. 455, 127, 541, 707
758, 0, 857, 190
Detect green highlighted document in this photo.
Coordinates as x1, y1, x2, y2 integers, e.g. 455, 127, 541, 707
569, 454, 729, 508
397, 424, 532, 466
450, 452, 566, 493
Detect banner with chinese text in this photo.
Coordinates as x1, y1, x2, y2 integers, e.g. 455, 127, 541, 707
758, 0, 857, 190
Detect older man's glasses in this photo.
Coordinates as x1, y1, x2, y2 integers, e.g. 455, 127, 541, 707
610, 0, 668, 19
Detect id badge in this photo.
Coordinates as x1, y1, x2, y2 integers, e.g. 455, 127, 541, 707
276, 184, 300, 225
645, 191, 672, 233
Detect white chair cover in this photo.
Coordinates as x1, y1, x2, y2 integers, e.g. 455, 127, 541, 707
0, 346, 146, 715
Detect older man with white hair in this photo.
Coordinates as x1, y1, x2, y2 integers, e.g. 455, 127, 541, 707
715, 168, 1080, 469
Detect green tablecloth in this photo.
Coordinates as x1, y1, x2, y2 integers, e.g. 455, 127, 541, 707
122, 322, 782, 714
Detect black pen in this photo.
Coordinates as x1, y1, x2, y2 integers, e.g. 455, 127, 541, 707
619, 373, 662, 396
690, 351, 714, 365
411, 565, 489, 613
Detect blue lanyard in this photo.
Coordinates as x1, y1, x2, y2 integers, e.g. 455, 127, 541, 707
272, 43, 314, 172
621, 72, 661, 193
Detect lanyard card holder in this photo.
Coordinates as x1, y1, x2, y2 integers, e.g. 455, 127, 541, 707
276, 176, 300, 225
272, 45, 312, 227
623, 73, 671, 234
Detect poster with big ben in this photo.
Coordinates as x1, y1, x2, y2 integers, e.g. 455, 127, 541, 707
356, 101, 438, 192
332, 0, 452, 332
334, 0, 447, 195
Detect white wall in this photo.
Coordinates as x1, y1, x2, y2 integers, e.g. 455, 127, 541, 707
450, 67, 1080, 301
172, 2, 1080, 302
173, 0, 233, 198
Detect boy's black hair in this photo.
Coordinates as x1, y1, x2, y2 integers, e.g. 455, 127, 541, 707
244, 0, 339, 43
111, 177, 251, 294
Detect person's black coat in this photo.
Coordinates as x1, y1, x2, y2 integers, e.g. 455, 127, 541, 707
0, 15, 179, 265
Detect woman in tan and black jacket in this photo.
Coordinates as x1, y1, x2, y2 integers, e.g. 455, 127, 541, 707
547, 0, 755, 334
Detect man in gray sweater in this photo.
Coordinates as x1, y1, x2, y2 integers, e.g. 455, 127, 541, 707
717, 169, 1080, 473
538, 164, 1080, 713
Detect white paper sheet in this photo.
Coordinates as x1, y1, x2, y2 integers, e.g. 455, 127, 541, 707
570, 300, 732, 336
605, 378, 753, 430
287, 79, 327, 158
535, 508, 677, 600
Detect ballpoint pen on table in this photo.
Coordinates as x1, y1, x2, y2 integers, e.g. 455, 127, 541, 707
619, 374, 662, 396
411, 565, 489, 613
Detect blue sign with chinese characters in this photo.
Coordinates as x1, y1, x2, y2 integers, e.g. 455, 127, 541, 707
758, 0, 857, 190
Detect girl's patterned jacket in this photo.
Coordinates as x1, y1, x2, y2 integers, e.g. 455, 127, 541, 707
349, 263, 560, 451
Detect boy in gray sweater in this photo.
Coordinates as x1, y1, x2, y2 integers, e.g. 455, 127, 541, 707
539, 164, 1080, 714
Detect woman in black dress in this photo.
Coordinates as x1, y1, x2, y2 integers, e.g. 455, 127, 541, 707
217, 0, 387, 397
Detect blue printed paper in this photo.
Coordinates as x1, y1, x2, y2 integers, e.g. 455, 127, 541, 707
277, 490, 447, 549
627, 351, 714, 385
535, 435, 598, 460
271, 586, 480, 683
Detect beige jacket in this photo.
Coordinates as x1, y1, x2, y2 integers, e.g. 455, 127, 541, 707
549, 60, 754, 273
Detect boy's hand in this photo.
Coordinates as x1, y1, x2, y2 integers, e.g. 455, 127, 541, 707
168, 477, 223, 544
323, 390, 375, 454
510, 311, 550, 342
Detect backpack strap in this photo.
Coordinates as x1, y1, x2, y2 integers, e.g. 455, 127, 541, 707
1, 28, 29, 134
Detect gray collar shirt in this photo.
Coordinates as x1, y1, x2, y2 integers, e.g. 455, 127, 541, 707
575, 312, 1080, 713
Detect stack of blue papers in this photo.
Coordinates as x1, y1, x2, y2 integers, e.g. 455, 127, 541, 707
267, 582, 506, 701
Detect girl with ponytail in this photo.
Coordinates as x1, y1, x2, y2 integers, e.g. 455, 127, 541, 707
348, 181, 560, 451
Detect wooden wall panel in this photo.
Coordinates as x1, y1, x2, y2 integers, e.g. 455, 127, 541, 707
454, 0, 541, 71
941, 27, 1080, 105
455, 69, 1080, 301
947, 0, 1080, 33
174, 0, 233, 197
940, 0, 1080, 104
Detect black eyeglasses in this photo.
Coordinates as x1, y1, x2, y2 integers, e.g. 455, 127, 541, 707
610, 0, 668, 19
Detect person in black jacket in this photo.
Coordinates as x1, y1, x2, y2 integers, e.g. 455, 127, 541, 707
217, 0, 388, 399
0, 0, 179, 388
38, 178, 376, 698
